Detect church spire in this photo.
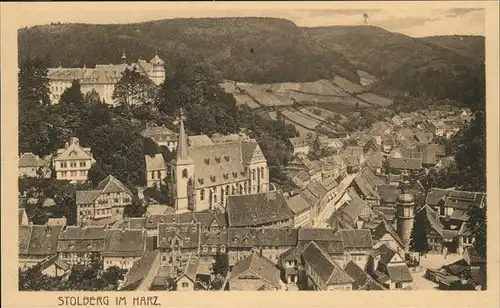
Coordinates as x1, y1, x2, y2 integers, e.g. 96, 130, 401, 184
176, 108, 191, 161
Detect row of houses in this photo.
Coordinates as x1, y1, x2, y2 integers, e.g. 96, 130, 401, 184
118, 224, 413, 291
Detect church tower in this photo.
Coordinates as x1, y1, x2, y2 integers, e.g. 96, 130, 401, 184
396, 169, 415, 252
149, 53, 166, 86
171, 109, 195, 212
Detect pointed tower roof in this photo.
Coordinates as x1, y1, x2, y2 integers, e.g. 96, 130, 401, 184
397, 169, 414, 204
175, 108, 193, 164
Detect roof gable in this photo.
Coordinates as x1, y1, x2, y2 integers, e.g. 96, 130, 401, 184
54, 142, 92, 161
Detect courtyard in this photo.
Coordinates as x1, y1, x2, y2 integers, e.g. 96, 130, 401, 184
410, 253, 463, 290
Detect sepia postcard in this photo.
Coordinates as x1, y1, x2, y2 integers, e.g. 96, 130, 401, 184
1, 1, 499, 308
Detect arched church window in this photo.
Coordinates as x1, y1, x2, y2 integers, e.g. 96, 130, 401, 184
213, 194, 217, 203
252, 169, 256, 180
261, 167, 264, 179
182, 169, 188, 178
200, 189, 205, 201
157, 170, 161, 180
226, 185, 230, 195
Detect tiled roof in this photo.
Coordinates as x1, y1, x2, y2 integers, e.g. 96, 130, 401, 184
24, 225, 63, 256
298, 228, 342, 243
76, 190, 102, 205
228, 228, 298, 248
121, 250, 160, 290
54, 138, 93, 161
388, 156, 422, 170
103, 229, 146, 257
371, 219, 404, 249
47, 218, 67, 226
47, 68, 87, 80
58, 226, 106, 240
301, 242, 354, 286
199, 230, 229, 247
340, 194, 370, 221
188, 135, 213, 147
376, 244, 397, 265
286, 194, 311, 215
288, 137, 310, 148
366, 152, 383, 169
340, 229, 373, 249
227, 191, 293, 227
377, 185, 400, 204
95, 175, 132, 195
353, 168, 385, 199
19, 225, 32, 255
343, 261, 385, 290
425, 188, 485, 209
145, 154, 166, 171
180, 254, 200, 283
19, 152, 48, 167
129, 217, 147, 229
157, 223, 200, 249
141, 126, 176, 139
386, 265, 413, 283
229, 253, 281, 289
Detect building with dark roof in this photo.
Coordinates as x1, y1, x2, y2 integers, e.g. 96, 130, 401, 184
57, 225, 106, 267
301, 242, 354, 290
103, 228, 147, 270
286, 193, 312, 228
227, 191, 293, 228
229, 253, 282, 291
343, 261, 385, 290
52, 137, 96, 183
76, 175, 133, 226
369, 244, 413, 290
18, 224, 64, 268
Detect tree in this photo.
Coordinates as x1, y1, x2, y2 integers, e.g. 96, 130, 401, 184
125, 192, 146, 217
101, 266, 127, 286
18, 57, 51, 108
466, 203, 486, 259
113, 68, 158, 108
213, 252, 229, 277
409, 210, 431, 263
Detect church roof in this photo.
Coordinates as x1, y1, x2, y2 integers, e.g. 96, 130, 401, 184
150, 54, 165, 66
145, 154, 166, 172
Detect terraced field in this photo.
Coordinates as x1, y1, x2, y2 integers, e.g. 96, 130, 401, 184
331, 76, 365, 93
356, 92, 393, 107
244, 88, 294, 107
233, 93, 261, 109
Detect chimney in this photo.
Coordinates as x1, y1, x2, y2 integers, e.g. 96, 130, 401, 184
64, 142, 69, 149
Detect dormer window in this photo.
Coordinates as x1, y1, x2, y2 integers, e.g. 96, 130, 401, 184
232, 172, 238, 178
224, 156, 230, 162
204, 158, 210, 165
223, 174, 229, 180
215, 157, 221, 163
198, 178, 204, 185
210, 176, 216, 182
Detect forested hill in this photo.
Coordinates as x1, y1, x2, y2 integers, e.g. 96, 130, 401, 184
420, 35, 485, 62
304, 26, 485, 108
17, 17, 360, 84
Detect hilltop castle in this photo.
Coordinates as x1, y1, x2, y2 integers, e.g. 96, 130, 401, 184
47, 53, 165, 105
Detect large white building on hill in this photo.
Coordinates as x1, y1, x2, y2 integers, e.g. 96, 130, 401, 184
47, 53, 165, 105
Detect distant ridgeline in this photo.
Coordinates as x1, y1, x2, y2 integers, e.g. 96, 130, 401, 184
19, 19, 485, 109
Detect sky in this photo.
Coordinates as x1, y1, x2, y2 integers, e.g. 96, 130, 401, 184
6, 2, 486, 37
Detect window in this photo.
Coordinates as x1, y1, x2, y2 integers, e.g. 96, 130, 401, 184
211, 245, 217, 253
116, 209, 120, 214
62, 171, 67, 177
80, 161, 86, 167
200, 189, 205, 201
157, 171, 161, 179
220, 245, 226, 253
203, 245, 208, 253
114, 199, 119, 203
124, 198, 130, 203
182, 169, 188, 178
213, 195, 217, 203
226, 186, 230, 195
252, 169, 256, 180
162, 256, 166, 261
215, 157, 221, 163
181, 282, 189, 288
70, 162, 77, 168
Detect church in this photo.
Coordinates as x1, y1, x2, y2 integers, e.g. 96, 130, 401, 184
169, 109, 270, 212
47, 53, 166, 105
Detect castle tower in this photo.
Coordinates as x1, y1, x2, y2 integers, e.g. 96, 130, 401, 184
396, 169, 415, 252
149, 53, 166, 86
171, 108, 195, 212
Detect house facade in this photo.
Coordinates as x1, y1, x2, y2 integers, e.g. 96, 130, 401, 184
47, 53, 166, 105
57, 226, 106, 267
76, 175, 133, 225
18, 152, 51, 178
52, 137, 96, 182
103, 228, 148, 270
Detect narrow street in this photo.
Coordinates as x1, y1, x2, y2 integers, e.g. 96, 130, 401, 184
313, 172, 359, 227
